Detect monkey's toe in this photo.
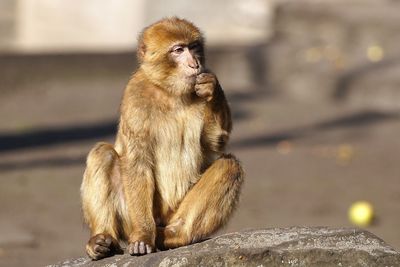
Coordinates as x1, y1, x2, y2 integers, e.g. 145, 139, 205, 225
128, 241, 154, 256
86, 234, 121, 260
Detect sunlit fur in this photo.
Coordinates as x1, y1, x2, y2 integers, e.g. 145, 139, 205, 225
80, 17, 244, 260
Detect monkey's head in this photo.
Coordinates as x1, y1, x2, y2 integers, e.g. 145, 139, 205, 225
137, 17, 205, 95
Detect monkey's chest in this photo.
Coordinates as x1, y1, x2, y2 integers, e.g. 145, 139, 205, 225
154, 108, 204, 209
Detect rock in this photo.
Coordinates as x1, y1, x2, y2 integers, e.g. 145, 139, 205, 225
48, 227, 400, 267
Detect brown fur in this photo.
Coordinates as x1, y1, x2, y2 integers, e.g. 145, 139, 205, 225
81, 17, 244, 260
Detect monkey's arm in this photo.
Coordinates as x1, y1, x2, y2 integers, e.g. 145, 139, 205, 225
210, 81, 232, 133
196, 73, 232, 153
118, 104, 156, 254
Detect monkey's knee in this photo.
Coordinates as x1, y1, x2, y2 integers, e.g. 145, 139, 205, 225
160, 155, 244, 249
86, 142, 119, 169
156, 220, 188, 250
201, 153, 244, 227
82, 142, 121, 187
212, 153, 244, 185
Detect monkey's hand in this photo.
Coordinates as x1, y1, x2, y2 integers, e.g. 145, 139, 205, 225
127, 240, 154, 256
195, 72, 217, 102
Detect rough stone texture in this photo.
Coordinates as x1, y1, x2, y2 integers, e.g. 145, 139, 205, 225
267, 0, 400, 109
48, 227, 400, 267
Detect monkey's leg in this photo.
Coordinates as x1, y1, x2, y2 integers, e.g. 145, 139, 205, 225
122, 161, 156, 256
81, 142, 124, 260
157, 154, 244, 249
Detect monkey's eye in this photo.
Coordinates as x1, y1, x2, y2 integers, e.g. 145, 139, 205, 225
172, 46, 184, 54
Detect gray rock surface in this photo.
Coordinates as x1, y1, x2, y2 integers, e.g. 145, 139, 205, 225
48, 227, 400, 267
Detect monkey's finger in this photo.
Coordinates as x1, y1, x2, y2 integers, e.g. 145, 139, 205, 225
196, 79, 213, 85
129, 241, 139, 255
195, 87, 213, 102
86, 250, 98, 260
196, 78, 215, 85
95, 236, 105, 244
95, 239, 109, 247
104, 236, 112, 246
94, 244, 111, 254
146, 244, 153, 253
196, 73, 216, 84
195, 85, 212, 95
127, 242, 133, 255
139, 241, 146, 254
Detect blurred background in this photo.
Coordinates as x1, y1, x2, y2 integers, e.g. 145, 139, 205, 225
0, 0, 400, 266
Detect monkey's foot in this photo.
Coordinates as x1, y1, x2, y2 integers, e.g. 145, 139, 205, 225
156, 218, 187, 250
86, 234, 122, 260
128, 241, 154, 256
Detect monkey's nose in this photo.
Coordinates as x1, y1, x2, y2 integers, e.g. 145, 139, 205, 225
187, 56, 199, 69
188, 60, 199, 69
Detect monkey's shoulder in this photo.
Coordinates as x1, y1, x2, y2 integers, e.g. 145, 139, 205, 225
124, 76, 178, 111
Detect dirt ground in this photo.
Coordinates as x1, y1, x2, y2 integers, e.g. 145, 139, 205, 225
0, 58, 400, 266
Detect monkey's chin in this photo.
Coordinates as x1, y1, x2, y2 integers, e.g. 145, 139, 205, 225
183, 75, 197, 85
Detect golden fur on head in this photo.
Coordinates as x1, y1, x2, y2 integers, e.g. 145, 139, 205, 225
137, 17, 203, 63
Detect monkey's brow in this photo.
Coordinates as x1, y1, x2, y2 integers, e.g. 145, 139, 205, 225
189, 41, 201, 49
170, 42, 187, 48
170, 41, 201, 50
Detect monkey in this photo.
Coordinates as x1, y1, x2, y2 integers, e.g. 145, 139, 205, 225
80, 17, 244, 260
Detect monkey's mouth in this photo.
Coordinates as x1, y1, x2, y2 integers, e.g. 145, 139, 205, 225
187, 70, 201, 78
182, 66, 203, 78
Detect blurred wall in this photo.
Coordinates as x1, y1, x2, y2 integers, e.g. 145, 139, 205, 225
0, 0, 18, 50
5, 0, 145, 53
143, 0, 272, 46
0, 0, 273, 53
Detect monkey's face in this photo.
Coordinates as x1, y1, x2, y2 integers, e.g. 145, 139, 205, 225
169, 41, 203, 82
138, 17, 206, 95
